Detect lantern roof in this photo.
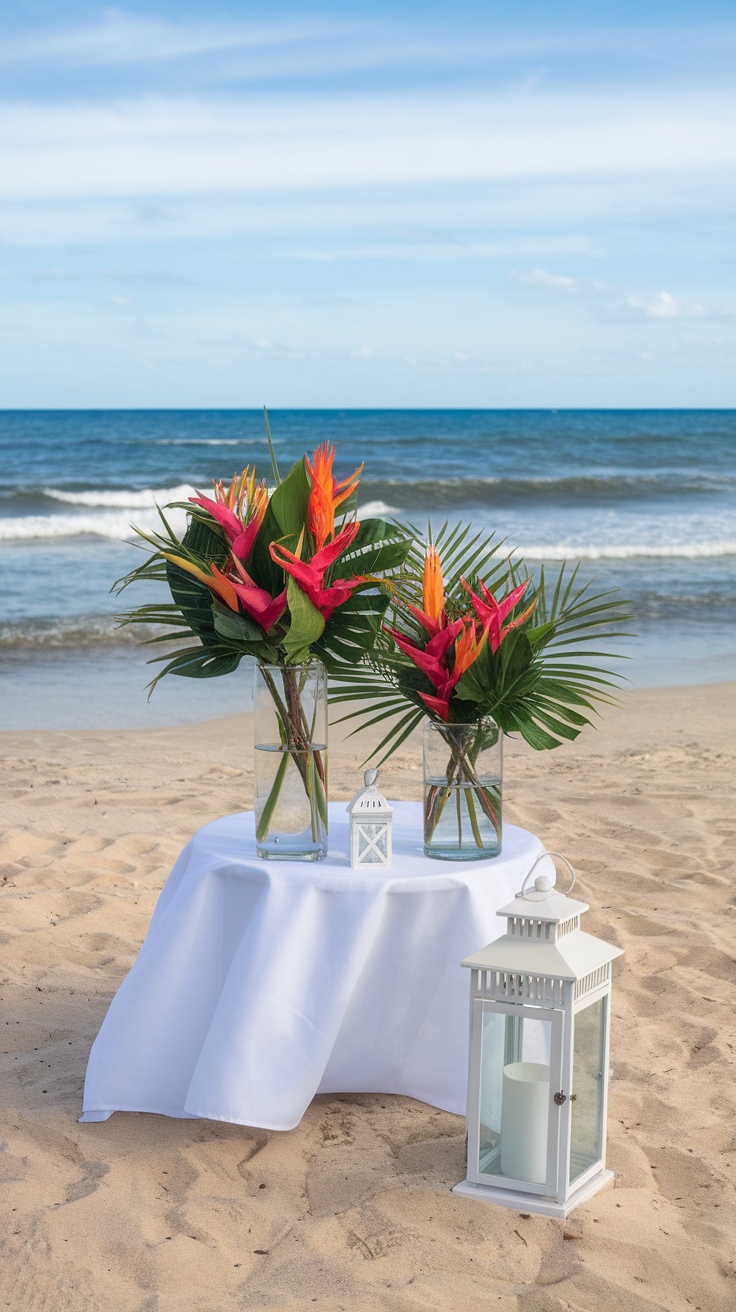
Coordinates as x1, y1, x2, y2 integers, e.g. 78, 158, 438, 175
496, 886, 590, 925
462, 853, 623, 982
346, 769, 393, 816
461, 928, 622, 983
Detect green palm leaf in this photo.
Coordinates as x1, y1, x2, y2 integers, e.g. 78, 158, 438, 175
329, 520, 631, 758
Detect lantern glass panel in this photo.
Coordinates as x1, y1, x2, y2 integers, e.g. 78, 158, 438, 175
479, 1008, 553, 1185
357, 823, 387, 863
569, 995, 607, 1184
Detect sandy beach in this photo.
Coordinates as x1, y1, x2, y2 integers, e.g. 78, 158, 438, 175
1, 681, 735, 1311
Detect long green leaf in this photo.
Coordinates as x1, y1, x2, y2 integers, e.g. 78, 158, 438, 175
283, 576, 325, 663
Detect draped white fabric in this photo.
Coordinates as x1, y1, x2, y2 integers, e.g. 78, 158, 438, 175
81, 803, 542, 1130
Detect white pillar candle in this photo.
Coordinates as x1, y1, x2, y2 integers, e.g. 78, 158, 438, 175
500, 1061, 550, 1183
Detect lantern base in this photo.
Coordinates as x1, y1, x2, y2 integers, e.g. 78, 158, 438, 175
452, 1168, 614, 1218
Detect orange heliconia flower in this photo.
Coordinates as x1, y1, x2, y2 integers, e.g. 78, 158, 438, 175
422, 545, 444, 624
453, 619, 488, 678
250, 482, 268, 529
305, 444, 363, 551
210, 466, 255, 516
161, 553, 240, 612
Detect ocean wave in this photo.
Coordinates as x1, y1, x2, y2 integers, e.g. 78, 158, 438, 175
43, 483, 196, 508
0, 615, 138, 649
0, 505, 189, 542
2, 469, 730, 513
2, 505, 734, 561
358, 499, 400, 518
358, 472, 734, 508
511, 542, 736, 561
153, 438, 250, 446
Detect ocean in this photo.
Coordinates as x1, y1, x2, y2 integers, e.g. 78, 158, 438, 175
1, 409, 734, 730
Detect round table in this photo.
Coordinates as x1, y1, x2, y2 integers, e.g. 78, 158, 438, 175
81, 802, 543, 1130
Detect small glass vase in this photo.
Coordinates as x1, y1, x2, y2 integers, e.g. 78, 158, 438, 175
423, 717, 502, 861
254, 661, 328, 860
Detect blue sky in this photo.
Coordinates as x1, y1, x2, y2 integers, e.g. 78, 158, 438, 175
1, 2, 735, 407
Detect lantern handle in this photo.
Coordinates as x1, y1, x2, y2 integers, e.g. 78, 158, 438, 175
520, 850, 576, 899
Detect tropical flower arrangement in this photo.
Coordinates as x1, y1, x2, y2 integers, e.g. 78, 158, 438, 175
117, 420, 628, 863
329, 523, 629, 856
116, 427, 409, 855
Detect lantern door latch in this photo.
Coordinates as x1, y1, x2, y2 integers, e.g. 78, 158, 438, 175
553, 1091, 577, 1105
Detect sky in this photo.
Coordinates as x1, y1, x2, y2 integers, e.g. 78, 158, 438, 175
1, 1, 735, 408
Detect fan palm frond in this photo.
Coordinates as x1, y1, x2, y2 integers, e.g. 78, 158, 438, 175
330, 521, 631, 758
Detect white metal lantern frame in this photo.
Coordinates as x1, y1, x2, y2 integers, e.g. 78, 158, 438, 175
346, 769, 393, 868
453, 852, 623, 1218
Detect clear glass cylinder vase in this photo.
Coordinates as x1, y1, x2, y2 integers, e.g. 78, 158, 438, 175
423, 717, 502, 861
254, 661, 328, 860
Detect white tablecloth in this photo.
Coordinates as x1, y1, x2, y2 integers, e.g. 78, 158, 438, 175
81, 803, 542, 1130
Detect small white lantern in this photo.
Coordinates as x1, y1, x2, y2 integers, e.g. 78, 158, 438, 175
347, 769, 393, 868
453, 852, 623, 1217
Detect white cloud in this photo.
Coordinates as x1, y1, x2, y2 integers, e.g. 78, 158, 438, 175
517, 272, 733, 324
0, 283, 732, 407
1, 89, 735, 205
0, 15, 734, 406
0, 82, 734, 252
513, 268, 610, 292
624, 290, 732, 321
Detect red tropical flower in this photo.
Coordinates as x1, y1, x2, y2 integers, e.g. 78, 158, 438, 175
387, 621, 462, 697
386, 618, 475, 721
190, 467, 268, 561
220, 557, 287, 631
461, 577, 536, 652
269, 521, 363, 620
388, 544, 493, 721
161, 550, 286, 633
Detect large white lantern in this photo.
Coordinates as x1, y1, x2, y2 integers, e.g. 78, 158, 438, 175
347, 769, 393, 868
453, 852, 623, 1217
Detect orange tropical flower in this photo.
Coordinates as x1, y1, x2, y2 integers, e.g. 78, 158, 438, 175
422, 545, 444, 622
305, 443, 363, 551
214, 467, 256, 516
453, 619, 488, 678
398, 544, 447, 637
251, 481, 268, 525
161, 553, 240, 612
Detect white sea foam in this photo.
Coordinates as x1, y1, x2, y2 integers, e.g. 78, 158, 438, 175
358, 499, 399, 518
510, 542, 736, 561
43, 483, 196, 508
154, 438, 245, 446
0, 505, 189, 542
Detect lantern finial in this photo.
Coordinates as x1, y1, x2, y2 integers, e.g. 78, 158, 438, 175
518, 851, 576, 901
364, 768, 378, 787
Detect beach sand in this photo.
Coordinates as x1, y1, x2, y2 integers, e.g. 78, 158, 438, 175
1, 682, 734, 1311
